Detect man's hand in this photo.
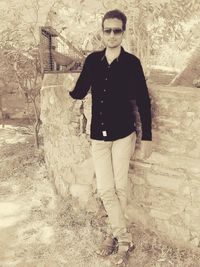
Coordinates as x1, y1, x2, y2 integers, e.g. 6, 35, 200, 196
134, 141, 152, 160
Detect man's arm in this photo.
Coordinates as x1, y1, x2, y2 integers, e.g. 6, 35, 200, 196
134, 59, 152, 141
69, 55, 92, 100
134, 59, 152, 159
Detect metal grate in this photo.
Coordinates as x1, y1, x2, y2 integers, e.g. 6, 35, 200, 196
39, 26, 86, 73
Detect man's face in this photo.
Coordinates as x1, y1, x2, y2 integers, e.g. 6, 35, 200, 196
102, 18, 124, 49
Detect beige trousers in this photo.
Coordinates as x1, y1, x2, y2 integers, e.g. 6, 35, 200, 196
91, 132, 136, 242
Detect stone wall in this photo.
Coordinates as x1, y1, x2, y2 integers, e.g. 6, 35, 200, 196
41, 73, 200, 248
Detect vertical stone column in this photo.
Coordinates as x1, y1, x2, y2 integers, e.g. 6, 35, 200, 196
40, 73, 96, 210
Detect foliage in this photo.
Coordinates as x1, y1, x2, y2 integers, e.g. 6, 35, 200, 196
45, 0, 199, 73
0, 0, 45, 147
0, 0, 200, 124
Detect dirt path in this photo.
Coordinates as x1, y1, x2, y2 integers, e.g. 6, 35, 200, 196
0, 126, 57, 267
0, 126, 111, 267
1, 125, 200, 267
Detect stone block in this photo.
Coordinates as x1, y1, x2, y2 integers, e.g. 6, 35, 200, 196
72, 157, 95, 185
150, 209, 171, 220
151, 165, 186, 178
147, 188, 185, 214
130, 175, 145, 185
125, 202, 154, 228
54, 175, 69, 199
132, 184, 150, 204
69, 184, 92, 206
183, 208, 200, 232
155, 219, 190, 245
146, 173, 182, 191
169, 213, 185, 227
85, 197, 100, 213
190, 237, 199, 247
179, 185, 191, 196
63, 169, 76, 184
130, 160, 152, 170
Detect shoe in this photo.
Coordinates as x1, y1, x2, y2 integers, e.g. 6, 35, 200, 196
112, 241, 135, 265
96, 235, 118, 257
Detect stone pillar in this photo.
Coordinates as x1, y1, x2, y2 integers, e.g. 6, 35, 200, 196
40, 73, 96, 211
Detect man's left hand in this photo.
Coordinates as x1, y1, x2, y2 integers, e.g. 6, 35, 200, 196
135, 141, 152, 160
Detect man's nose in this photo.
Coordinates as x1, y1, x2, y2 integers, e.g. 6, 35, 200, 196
110, 30, 115, 37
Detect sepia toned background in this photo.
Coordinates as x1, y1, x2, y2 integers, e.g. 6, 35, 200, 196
0, 0, 200, 266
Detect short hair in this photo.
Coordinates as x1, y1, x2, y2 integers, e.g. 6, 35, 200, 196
102, 9, 127, 31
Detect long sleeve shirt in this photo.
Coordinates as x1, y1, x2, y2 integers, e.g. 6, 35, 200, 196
69, 46, 152, 141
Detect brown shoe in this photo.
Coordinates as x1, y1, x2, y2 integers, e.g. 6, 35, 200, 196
96, 235, 118, 257
112, 241, 135, 265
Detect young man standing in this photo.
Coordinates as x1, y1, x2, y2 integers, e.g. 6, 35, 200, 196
69, 9, 152, 265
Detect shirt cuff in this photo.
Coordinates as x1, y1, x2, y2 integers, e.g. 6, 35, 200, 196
69, 91, 76, 99
141, 132, 152, 141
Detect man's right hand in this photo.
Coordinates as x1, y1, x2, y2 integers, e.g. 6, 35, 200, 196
134, 141, 152, 160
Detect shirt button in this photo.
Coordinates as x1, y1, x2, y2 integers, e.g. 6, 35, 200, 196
101, 122, 104, 125
100, 100, 104, 103
100, 111, 103, 115
103, 89, 106, 92
105, 78, 108, 80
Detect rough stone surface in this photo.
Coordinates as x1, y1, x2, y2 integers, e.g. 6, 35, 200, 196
69, 184, 92, 206
41, 74, 200, 248
72, 157, 95, 185
40, 73, 92, 201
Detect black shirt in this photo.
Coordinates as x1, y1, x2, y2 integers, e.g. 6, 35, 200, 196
69, 46, 152, 141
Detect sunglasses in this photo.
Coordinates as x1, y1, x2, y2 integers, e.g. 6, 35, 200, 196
103, 28, 124, 35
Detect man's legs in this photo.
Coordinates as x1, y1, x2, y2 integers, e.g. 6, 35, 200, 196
91, 140, 127, 239
91, 132, 136, 241
112, 133, 136, 215
111, 132, 136, 243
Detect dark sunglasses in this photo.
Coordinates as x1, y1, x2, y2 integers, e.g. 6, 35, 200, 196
103, 28, 124, 35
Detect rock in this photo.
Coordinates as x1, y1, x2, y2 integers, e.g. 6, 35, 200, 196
72, 157, 94, 185
146, 173, 182, 191
69, 184, 92, 208
190, 237, 199, 247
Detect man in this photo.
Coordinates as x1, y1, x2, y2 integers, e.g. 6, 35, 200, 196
69, 9, 152, 265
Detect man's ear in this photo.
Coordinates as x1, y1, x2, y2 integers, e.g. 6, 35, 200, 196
122, 30, 126, 38
100, 28, 104, 39
100, 29, 105, 45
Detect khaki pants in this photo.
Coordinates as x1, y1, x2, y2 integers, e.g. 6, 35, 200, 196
91, 132, 136, 242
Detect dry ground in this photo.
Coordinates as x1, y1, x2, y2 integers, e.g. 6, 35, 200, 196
1, 123, 200, 267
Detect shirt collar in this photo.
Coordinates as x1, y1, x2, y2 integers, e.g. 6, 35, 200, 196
100, 46, 125, 62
